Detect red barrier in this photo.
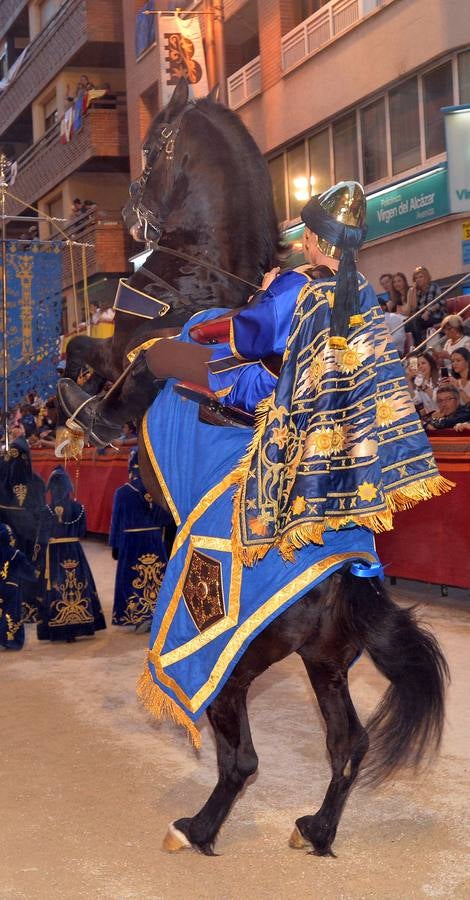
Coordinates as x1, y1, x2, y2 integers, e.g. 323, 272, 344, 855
31, 435, 470, 586
376, 433, 470, 588
31, 447, 129, 534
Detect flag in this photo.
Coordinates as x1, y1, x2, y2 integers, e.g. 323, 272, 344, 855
0, 241, 62, 408
158, 12, 208, 106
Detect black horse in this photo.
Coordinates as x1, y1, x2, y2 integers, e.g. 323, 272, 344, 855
136, 437, 448, 857
61, 79, 279, 437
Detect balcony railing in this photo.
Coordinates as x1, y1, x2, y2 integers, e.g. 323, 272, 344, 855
5, 98, 128, 217
281, 0, 376, 72
227, 56, 261, 110
56, 210, 133, 288
0, 0, 122, 134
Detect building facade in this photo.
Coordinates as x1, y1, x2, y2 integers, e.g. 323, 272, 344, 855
125, 0, 470, 293
0, 0, 134, 330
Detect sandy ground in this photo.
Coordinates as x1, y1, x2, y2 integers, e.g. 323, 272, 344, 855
2, 538, 470, 900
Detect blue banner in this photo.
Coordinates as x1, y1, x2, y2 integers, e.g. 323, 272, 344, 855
1, 241, 62, 409
135, 0, 155, 58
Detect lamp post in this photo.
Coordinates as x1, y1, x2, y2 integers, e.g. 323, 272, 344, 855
0, 152, 9, 450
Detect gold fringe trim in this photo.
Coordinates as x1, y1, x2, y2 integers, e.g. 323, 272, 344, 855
136, 666, 202, 750
233, 473, 455, 566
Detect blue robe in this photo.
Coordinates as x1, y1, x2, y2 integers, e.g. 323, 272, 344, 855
36, 500, 106, 641
110, 482, 172, 626
0, 545, 35, 651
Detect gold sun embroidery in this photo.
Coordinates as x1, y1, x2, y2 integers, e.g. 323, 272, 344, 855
340, 346, 361, 374
291, 495, 307, 516
357, 482, 378, 502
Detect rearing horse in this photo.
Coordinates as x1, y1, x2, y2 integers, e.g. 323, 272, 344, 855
62, 78, 279, 435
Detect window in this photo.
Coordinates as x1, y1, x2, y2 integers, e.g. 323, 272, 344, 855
287, 142, 308, 219
333, 112, 358, 182
423, 62, 453, 158
43, 94, 58, 131
389, 77, 420, 175
458, 49, 470, 103
292, 0, 329, 28
361, 98, 387, 184
308, 129, 331, 195
268, 155, 287, 223
47, 194, 63, 236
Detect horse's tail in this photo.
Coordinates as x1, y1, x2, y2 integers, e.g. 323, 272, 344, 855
338, 571, 449, 785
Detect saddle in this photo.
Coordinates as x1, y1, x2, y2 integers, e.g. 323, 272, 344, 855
173, 382, 254, 428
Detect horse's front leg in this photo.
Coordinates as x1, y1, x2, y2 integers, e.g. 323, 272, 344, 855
163, 684, 258, 855
290, 653, 368, 857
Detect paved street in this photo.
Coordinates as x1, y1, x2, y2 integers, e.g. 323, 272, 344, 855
2, 539, 470, 900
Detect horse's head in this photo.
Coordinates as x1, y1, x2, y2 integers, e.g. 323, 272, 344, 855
123, 78, 194, 244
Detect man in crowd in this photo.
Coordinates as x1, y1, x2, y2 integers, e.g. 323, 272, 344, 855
425, 385, 470, 431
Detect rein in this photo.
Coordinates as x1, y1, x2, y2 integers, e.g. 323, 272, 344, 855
140, 245, 261, 293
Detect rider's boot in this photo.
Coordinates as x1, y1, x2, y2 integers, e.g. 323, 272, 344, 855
57, 378, 122, 448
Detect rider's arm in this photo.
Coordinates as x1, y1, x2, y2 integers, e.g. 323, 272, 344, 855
230, 271, 308, 360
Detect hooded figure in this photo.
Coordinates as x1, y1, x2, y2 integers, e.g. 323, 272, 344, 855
109, 449, 173, 629
0, 438, 45, 622
36, 466, 106, 642
0, 523, 35, 651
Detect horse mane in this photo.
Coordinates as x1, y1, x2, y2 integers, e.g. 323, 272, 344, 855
192, 97, 280, 270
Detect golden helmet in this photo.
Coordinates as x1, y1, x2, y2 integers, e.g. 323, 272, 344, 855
305, 181, 367, 258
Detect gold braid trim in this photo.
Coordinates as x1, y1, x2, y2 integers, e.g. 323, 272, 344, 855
136, 665, 202, 750
233, 471, 455, 566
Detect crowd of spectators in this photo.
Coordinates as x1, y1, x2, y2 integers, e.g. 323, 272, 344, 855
379, 265, 470, 433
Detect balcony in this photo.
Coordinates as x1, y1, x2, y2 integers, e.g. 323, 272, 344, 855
281, 0, 378, 72
5, 100, 129, 217
0, 0, 123, 134
0, 0, 29, 40
227, 56, 261, 109
57, 209, 134, 289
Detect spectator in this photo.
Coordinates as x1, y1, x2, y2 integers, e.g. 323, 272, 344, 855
407, 351, 439, 415
425, 385, 470, 431
80, 199, 97, 221
70, 197, 82, 219
18, 404, 37, 439
378, 273, 393, 303
434, 315, 470, 363
407, 266, 446, 345
378, 298, 406, 356
447, 348, 470, 405
388, 272, 411, 314
118, 421, 138, 446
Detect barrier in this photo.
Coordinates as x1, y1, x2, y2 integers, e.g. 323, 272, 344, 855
31, 434, 470, 586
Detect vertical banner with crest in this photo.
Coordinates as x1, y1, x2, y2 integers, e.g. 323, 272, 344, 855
158, 12, 208, 106
0, 241, 62, 409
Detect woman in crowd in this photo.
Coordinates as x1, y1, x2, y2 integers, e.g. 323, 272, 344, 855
388, 272, 411, 314
407, 352, 439, 415
434, 314, 470, 364
407, 266, 446, 345
36, 467, 106, 643
448, 347, 470, 404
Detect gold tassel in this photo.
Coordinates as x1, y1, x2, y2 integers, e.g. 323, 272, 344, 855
136, 666, 202, 750
329, 336, 348, 349
349, 314, 365, 326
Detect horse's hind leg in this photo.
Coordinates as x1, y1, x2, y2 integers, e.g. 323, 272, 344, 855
291, 650, 368, 857
164, 683, 258, 855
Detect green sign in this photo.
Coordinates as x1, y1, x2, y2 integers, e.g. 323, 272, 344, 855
366, 168, 449, 242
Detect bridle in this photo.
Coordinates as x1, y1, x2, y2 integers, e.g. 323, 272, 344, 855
128, 102, 194, 244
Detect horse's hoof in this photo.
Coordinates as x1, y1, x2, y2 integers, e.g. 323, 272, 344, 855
162, 822, 192, 853
289, 825, 311, 850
